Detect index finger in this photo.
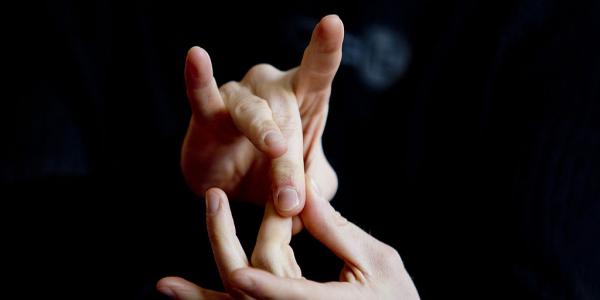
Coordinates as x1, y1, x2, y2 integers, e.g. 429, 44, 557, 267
185, 47, 226, 119
205, 188, 252, 299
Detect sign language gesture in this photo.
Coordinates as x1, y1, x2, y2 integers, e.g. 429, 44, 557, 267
157, 178, 420, 300
181, 15, 343, 217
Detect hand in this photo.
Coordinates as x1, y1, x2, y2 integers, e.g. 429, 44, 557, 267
157, 188, 302, 300
157, 178, 420, 300
180, 15, 343, 216
230, 178, 421, 300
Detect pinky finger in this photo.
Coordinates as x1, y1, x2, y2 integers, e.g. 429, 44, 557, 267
157, 276, 232, 300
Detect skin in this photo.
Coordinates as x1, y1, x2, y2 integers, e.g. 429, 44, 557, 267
157, 177, 420, 300
167, 14, 343, 290
180, 15, 342, 219
159, 15, 419, 299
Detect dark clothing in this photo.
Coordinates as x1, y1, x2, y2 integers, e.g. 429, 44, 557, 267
3, 0, 599, 299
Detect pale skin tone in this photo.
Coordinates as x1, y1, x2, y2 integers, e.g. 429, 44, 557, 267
179, 14, 342, 275
180, 15, 341, 218
158, 15, 419, 299
157, 177, 420, 299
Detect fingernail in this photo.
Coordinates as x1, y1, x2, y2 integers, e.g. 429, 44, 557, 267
206, 190, 220, 215
264, 131, 285, 149
309, 176, 321, 197
277, 188, 300, 212
157, 286, 176, 298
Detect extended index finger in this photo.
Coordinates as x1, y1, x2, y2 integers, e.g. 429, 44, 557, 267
205, 188, 251, 299
185, 46, 226, 119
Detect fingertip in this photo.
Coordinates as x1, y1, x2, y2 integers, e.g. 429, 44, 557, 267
156, 276, 179, 288
187, 46, 210, 63
155, 276, 171, 290
315, 14, 344, 52
156, 286, 176, 299
320, 14, 343, 29
186, 46, 213, 85
156, 277, 183, 299
206, 187, 226, 199
187, 45, 204, 56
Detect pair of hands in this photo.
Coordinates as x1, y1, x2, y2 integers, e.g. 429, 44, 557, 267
158, 15, 419, 299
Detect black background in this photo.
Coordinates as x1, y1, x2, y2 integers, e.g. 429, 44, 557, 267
3, 0, 599, 299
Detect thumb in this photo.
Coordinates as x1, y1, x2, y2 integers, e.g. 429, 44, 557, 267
294, 14, 344, 95
301, 175, 386, 273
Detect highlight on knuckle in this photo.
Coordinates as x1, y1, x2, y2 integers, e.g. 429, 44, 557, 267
220, 81, 240, 97
273, 160, 297, 179
234, 96, 264, 117
246, 63, 278, 79
249, 118, 275, 137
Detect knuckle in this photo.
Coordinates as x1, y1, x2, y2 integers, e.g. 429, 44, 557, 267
375, 244, 404, 268
273, 111, 299, 131
273, 160, 297, 179
245, 63, 279, 79
234, 96, 267, 117
220, 81, 240, 97
250, 118, 276, 136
